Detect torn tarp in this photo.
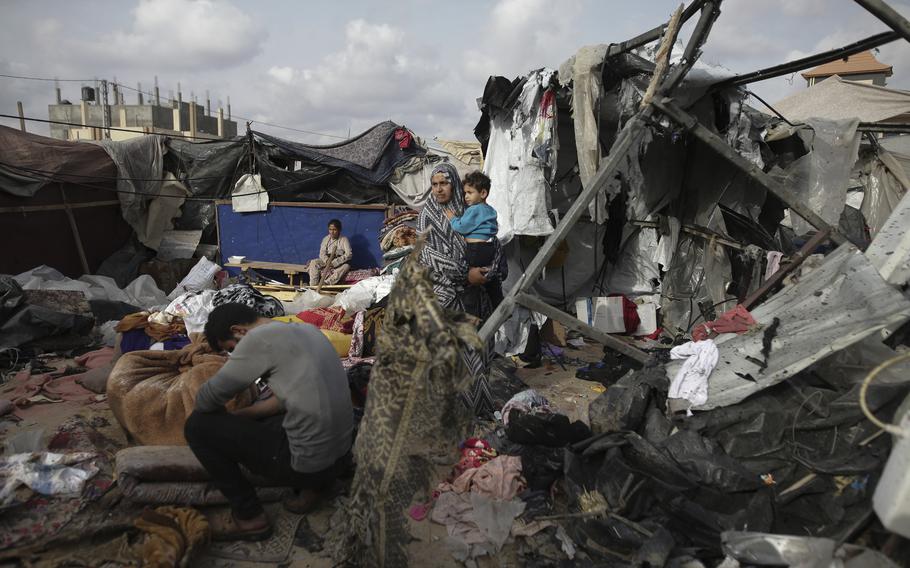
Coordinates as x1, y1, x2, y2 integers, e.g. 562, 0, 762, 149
254, 121, 424, 186
771, 118, 862, 236
0, 125, 117, 198
668, 244, 910, 410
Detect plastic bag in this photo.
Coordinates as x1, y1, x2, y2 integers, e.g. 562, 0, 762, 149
282, 289, 334, 313
0, 276, 24, 319
168, 257, 220, 300
164, 290, 217, 334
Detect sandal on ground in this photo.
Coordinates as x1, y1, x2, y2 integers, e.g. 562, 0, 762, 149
207, 511, 273, 542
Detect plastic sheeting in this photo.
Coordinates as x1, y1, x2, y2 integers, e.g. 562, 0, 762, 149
0, 125, 117, 198
253, 121, 424, 186
13, 265, 168, 309
773, 75, 910, 124
668, 244, 910, 410
98, 136, 171, 249
771, 118, 862, 236
858, 148, 909, 237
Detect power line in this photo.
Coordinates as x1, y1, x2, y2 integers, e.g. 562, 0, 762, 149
0, 113, 236, 141
3, 71, 359, 141
111, 82, 349, 139
3, 72, 356, 141
0, 73, 92, 82
0, 160, 341, 200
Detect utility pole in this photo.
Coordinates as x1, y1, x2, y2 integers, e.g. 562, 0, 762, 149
101, 79, 111, 139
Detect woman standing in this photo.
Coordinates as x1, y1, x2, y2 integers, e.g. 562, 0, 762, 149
308, 219, 353, 286
417, 162, 505, 415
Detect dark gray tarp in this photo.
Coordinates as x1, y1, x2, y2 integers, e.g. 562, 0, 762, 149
253, 120, 425, 185
0, 125, 118, 197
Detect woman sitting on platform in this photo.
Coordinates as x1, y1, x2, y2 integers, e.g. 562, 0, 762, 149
308, 219, 353, 286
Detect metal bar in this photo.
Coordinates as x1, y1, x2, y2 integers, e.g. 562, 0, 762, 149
660, 0, 722, 95
854, 0, 910, 43
713, 31, 899, 88
516, 293, 651, 363
741, 228, 832, 309
0, 200, 120, 214
605, 0, 708, 57
59, 186, 91, 275
858, 122, 910, 133
653, 98, 847, 245
213, 199, 389, 210
16, 102, 25, 132
477, 110, 652, 342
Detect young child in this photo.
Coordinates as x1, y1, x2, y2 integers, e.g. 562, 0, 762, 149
445, 170, 503, 318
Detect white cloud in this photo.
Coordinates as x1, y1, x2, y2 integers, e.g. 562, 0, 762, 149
252, 18, 470, 139
84, 0, 265, 70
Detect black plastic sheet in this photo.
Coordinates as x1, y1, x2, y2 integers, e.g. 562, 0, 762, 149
0, 275, 24, 319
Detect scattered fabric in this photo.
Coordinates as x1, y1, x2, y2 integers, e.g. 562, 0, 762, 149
456, 438, 498, 476
135, 506, 210, 568
0, 452, 99, 508
692, 304, 757, 341
430, 492, 526, 563
765, 251, 784, 280
344, 268, 381, 284
440, 455, 525, 500
296, 307, 355, 334
116, 311, 187, 343
212, 284, 284, 318
500, 389, 552, 426
669, 339, 720, 412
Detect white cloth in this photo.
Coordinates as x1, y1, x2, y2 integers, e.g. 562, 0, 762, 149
483, 69, 556, 244
765, 251, 784, 281
668, 339, 719, 412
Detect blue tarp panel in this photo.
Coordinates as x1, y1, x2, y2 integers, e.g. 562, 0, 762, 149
217, 204, 385, 271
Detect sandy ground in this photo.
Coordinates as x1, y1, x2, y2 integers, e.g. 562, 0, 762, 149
0, 340, 605, 566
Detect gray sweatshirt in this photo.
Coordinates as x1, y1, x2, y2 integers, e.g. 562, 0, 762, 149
195, 322, 353, 473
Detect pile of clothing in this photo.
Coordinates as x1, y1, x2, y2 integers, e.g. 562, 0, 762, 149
378, 209, 419, 275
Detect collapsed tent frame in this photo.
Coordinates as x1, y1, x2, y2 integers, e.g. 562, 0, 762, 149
478, 0, 910, 361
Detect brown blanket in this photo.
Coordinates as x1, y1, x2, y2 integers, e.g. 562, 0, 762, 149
107, 337, 254, 445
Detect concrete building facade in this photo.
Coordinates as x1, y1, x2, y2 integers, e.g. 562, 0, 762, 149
48, 86, 238, 141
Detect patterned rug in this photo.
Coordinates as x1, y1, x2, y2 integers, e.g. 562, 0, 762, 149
199, 503, 303, 565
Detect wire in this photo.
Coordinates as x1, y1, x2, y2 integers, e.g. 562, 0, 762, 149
112, 82, 350, 139
0, 73, 92, 82
5, 161, 233, 183
0, 159, 340, 200
0, 113, 232, 141
745, 90, 804, 128
0, 71, 351, 141
858, 351, 910, 437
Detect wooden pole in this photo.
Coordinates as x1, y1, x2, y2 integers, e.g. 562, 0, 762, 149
517, 293, 650, 363
741, 228, 832, 309
16, 101, 25, 132
59, 186, 91, 275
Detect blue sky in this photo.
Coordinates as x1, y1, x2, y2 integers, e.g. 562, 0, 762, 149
1, 0, 908, 142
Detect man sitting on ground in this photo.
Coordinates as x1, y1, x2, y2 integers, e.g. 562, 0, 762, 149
185, 303, 353, 541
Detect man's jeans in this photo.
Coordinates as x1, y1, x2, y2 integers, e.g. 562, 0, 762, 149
185, 410, 348, 519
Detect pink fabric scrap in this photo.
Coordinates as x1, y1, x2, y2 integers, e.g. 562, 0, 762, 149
692, 304, 757, 341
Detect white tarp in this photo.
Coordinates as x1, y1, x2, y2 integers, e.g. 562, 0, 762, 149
667, 244, 910, 410
773, 76, 910, 124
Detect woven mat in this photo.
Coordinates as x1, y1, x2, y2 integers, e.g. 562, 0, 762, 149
198, 503, 303, 565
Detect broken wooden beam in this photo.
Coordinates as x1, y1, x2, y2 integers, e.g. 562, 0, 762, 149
516, 293, 651, 364
854, 0, 910, 44
741, 228, 832, 310
652, 98, 847, 246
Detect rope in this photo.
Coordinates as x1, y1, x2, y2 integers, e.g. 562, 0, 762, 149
859, 351, 910, 437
